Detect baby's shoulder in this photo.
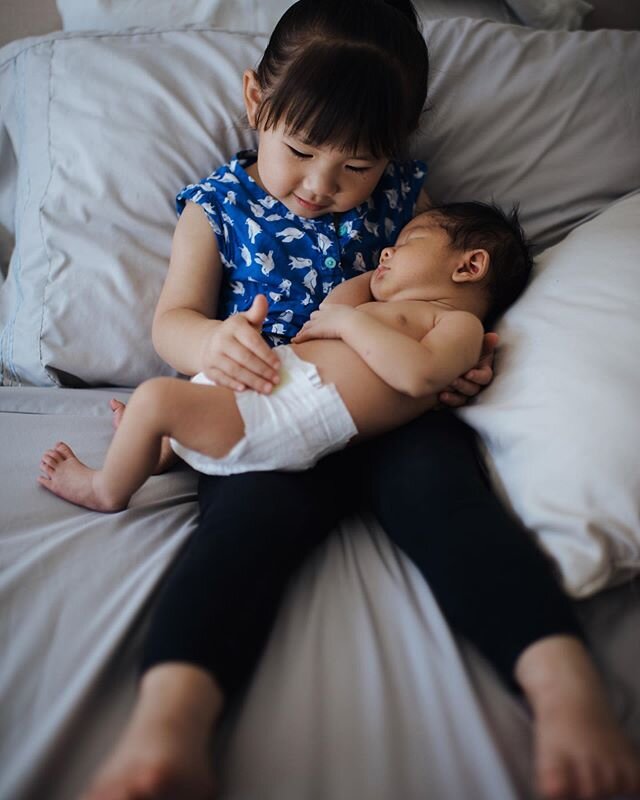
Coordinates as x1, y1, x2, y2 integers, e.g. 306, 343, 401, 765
433, 307, 485, 343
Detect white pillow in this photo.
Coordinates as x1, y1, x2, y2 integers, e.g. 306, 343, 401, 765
0, 29, 262, 387
56, 0, 517, 33
56, 0, 294, 34
0, 123, 14, 282
505, 0, 592, 29
416, 19, 640, 250
460, 192, 640, 598
0, 20, 639, 388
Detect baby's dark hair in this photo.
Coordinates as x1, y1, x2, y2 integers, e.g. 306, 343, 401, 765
429, 201, 534, 324
253, 0, 429, 159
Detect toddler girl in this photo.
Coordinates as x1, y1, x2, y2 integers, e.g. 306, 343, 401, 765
70, 2, 640, 799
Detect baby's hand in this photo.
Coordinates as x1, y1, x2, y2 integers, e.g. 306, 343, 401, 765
201, 295, 281, 394
293, 304, 356, 343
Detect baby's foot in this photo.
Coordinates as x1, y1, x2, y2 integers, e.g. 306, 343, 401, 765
38, 442, 122, 512
518, 638, 640, 799
80, 704, 216, 800
110, 397, 126, 430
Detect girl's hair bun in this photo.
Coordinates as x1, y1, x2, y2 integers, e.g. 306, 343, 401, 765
381, 0, 421, 29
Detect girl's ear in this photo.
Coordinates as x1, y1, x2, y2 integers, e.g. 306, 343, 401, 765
243, 70, 262, 128
452, 249, 490, 284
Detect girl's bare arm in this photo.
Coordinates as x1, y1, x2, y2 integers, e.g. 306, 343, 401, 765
152, 203, 280, 391
152, 202, 224, 376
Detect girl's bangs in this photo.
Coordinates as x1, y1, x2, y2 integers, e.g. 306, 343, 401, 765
259, 47, 411, 159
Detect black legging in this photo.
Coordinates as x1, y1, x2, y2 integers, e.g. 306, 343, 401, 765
142, 410, 582, 696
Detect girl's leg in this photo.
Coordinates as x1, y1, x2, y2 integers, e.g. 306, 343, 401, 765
357, 410, 640, 799
358, 410, 580, 679
39, 377, 244, 512
82, 453, 354, 800
142, 450, 353, 693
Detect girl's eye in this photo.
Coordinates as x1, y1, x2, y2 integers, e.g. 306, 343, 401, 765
346, 165, 371, 174
287, 145, 311, 160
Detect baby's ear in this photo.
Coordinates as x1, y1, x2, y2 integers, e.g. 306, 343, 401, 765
453, 249, 490, 283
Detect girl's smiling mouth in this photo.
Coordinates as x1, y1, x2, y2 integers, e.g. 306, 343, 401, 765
294, 194, 330, 212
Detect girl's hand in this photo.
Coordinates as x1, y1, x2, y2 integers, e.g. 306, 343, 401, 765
438, 332, 498, 408
293, 304, 356, 343
201, 295, 281, 394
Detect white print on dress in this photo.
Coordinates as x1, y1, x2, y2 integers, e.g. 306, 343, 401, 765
276, 227, 305, 243
303, 269, 318, 293
289, 256, 313, 270
246, 218, 262, 243
256, 251, 275, 275
240, 244, 252, 267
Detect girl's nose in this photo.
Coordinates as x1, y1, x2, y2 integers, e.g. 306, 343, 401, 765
380, 247, 395, 262
304, 169, 338, 198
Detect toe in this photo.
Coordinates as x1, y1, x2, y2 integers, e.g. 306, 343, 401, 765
539, 760, 572, 800
575, 760, 599, 799
41, 455, 56, 470
55, 442, 75, 459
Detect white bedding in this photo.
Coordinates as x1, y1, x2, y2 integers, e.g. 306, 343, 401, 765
1, 4, 640, 799
2, 387, 640, 799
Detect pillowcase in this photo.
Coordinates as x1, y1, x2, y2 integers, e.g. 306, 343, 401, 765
460, 191, 640, 598
0, 122, 15, 282
416, 19, 640, 250
55, 0, 517, 33
56, 0, 294, 34
0, 20, 639, 387
506, 0, 592, 29
0, 29, 263, 387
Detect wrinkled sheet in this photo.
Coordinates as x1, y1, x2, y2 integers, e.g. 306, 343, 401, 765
1, 386, 639, 799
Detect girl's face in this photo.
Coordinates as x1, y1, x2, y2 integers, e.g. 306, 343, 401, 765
243, 70, 387, 218
249, 124, 388, 218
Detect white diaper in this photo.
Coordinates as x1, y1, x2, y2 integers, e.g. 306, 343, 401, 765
170, 345, 357, 475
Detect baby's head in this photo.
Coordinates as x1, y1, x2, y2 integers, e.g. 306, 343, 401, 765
371, 202, 533, 323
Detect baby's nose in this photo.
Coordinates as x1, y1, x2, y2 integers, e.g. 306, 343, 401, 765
380, 246, 394, 262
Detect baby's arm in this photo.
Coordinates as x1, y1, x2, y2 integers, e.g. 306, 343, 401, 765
295, 305, 484, 398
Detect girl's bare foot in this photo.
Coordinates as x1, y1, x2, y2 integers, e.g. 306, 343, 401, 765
80, 665, 220, 800
110, 398, 176, 475
516, 636, 640, 800
38, 442, 123, 512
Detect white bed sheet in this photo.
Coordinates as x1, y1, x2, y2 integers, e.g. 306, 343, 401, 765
2, 386, 640, 799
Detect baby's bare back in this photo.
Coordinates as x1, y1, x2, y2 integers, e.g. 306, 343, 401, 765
290, 300, 438, 441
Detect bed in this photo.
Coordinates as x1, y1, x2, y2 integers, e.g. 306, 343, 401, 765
1, 2, 639, 799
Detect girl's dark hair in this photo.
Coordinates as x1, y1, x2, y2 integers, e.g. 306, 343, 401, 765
429, 201, 534, 325
253, 0, 429, 159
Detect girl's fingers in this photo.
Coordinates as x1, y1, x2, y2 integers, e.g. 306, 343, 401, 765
224, 337, 280, 383
203, 367, 246, 392
438, 391, 467, 409
234, 326, 280, 367
463, 365, 493, 386
449, 377, 482, 397
206, 356, 276, 394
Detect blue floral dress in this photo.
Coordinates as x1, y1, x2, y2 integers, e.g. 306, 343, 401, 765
177, 151, 426, 345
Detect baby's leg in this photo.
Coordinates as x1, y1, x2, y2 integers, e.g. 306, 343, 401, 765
110, 398, 176, 474
39, 377, 244, 512
516, 635, 640, 799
